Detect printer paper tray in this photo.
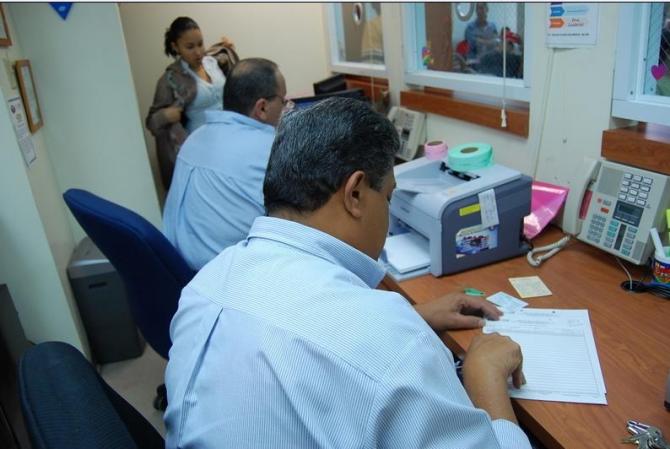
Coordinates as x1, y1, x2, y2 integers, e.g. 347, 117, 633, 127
385, 263, 431, 282
383, 232, 430, 274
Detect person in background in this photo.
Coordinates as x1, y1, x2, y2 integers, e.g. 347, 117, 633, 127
164, 97, 530, 449
162, 58, 288, 271
478, 26, 523, 78
146, 16, 239, 192
465, 2, 498, 61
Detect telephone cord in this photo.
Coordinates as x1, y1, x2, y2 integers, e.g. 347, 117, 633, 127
526, 235, 571, 267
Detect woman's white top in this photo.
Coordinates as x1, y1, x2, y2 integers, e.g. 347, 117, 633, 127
181, 56, 225, 133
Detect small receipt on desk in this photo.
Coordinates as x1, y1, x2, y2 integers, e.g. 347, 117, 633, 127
508, 276, 552, 298
487, 292, 528, 313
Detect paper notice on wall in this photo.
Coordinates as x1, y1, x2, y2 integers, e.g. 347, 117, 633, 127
546, 3, 599, 48
7, 96, 36, 168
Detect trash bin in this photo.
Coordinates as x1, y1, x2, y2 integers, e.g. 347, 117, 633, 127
67, 237, 145, 364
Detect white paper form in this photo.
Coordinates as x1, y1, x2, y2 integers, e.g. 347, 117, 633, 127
478, 189, 499, 228
383, 232, 430, 274
484, 309, 607, 405
487, 292, 528, 313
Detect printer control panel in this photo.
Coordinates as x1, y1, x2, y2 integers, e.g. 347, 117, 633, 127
578, 161, 670, 264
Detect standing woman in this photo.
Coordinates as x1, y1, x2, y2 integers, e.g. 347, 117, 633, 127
146, 17, 239, 192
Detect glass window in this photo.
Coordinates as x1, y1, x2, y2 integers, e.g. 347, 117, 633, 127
403, 2, 530, 102
328, 3, 385, 74
416, 2, 523, 78
643, 3, 670, 97
612, 3, 670, 126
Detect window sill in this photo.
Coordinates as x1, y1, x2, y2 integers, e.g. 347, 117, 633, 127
601, 123, 670, 175
399, 88, 529, 138
344, 75, 389, 103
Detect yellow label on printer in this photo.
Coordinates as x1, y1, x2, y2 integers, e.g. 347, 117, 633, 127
459, 203, 481, 216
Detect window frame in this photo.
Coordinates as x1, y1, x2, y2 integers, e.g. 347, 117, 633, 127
325, 3, 388, 78
612, 3, 670, 127
401, 2, 532, 102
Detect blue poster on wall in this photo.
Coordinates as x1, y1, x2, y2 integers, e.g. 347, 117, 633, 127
49, 3, 73, 21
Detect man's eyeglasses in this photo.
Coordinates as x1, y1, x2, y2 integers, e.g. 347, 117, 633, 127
267, 95, 295, 112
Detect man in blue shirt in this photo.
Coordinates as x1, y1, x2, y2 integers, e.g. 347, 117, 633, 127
163, 58, 287, 270
465, 2, 498, 60
165, 98, 531, 449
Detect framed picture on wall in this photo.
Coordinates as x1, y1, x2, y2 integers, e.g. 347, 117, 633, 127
15, 60, 43, 133
0, 3, 12, 47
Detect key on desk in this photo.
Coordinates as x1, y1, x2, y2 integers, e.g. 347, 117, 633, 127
621, 421, 670, 449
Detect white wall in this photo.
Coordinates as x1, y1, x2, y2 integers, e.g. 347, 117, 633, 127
119, 3, 331, 199
10, 3, 162, 241
0, 5, 87, 352
0, 85, 86, 351
0, 3, 161, 354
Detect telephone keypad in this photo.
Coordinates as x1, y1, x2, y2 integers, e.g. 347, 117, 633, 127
618, 172, 656, 211
590, 215, 639, 253
587, 214, 608, 243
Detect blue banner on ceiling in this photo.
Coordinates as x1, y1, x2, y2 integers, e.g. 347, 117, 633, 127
50, 3, 73, 20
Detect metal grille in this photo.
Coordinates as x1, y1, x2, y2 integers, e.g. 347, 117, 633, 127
418, 2, 524, 79
644, 2, 670, 96
336, 3, 385, 65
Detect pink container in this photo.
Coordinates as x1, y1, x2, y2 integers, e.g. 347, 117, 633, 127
425, 140, 447, 160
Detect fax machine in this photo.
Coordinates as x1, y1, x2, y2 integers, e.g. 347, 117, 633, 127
385, 157, 532, 279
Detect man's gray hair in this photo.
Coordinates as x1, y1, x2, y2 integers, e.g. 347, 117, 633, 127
263, 97, 399, 214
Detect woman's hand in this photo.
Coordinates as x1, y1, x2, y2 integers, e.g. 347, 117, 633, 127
164, 106, 183, 124
220, 36, 236, 50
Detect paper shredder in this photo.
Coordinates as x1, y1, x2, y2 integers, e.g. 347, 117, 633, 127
67, 237, 144, 364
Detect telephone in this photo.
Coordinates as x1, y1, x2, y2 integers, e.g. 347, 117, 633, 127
576, 160, 670, 264
388, 106, 426, 161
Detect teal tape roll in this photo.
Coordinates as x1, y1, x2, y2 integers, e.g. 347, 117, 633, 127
447, 142, 493, 172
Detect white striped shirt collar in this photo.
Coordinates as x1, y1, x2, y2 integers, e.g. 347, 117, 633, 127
247, 216, 386, 288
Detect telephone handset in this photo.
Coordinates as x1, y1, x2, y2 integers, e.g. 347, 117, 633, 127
388, 106, 426, 161
561, 158, 601, 236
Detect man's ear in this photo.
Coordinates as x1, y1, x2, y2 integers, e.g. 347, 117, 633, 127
251, 98, 268, 122
342, 170, 366, 219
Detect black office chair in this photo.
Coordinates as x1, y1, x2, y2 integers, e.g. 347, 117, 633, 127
63, 188, 196, 410
19, 341, 164, 449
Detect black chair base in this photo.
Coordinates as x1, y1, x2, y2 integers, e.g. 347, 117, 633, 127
153, 383, 168, 411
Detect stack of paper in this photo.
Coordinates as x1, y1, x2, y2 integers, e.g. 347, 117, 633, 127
383, 232, 430, 274
484, 309, 606, 405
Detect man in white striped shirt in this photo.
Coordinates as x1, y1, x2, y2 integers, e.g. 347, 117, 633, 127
165, 97, 531, 449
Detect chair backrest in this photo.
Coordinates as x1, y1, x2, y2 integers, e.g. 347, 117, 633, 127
63, 189, 195, 359
19, 341, 164, 449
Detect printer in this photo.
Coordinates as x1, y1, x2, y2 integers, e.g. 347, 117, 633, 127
384, 156, 532, 279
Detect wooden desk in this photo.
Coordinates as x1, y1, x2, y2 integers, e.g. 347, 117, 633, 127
396, 227, 670, 449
